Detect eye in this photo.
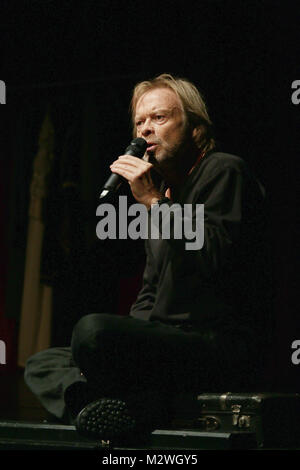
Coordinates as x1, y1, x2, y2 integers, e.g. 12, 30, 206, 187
136, 120, 144, 128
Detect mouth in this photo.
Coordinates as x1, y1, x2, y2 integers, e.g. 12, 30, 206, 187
146, 143, 158, 152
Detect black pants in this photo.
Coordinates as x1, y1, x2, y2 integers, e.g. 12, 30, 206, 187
25, 313, 259, 422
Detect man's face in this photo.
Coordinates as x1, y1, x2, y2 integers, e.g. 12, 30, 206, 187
134, 87, 191, 167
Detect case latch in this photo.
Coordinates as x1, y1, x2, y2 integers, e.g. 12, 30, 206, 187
231, 404, 251, 428
197, 415, 220, 431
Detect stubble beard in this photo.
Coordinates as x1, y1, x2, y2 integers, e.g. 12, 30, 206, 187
148, 130, 197, 180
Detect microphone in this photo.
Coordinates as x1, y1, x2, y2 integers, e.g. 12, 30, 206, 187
100, 137, 147, 198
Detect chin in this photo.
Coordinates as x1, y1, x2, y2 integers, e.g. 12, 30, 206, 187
147, 151, 159, 165
148, 148, 172, 167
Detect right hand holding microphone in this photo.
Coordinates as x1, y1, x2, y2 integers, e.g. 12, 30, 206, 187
110, 154, 162, 209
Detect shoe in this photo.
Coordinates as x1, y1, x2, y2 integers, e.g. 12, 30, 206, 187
75, 398, 137, 441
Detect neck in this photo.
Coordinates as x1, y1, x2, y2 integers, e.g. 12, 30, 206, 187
158, 147, 202, 190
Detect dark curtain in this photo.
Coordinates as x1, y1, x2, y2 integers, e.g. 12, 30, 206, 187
0, 123, 16, 374
4, 80, 145, 353
1, 71, 299, 389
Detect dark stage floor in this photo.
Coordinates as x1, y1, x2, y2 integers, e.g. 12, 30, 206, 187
0, 370, 257, 450
0, 371, 299, 451
0, 368, 51, 423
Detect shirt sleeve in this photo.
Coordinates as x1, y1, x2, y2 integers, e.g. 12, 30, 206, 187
129, 240, 158, 320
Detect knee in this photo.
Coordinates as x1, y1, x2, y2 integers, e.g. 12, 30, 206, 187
73, 313, 112, 335
71, 313, 116, 364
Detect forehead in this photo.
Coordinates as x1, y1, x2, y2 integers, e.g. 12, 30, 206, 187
135, 87, 183, 117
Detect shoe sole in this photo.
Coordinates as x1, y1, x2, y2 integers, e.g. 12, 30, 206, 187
75, 398, 136, 441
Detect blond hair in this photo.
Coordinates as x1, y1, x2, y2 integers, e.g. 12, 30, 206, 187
130, 73, 215, 153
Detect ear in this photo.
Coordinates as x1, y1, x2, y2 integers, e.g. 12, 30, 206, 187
192, 125, 203, 144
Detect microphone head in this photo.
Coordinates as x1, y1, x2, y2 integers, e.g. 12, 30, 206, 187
125, 137, 147, 158
100, 137, 148, 198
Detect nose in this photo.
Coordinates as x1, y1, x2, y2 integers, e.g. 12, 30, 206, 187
139, 118, 154, 138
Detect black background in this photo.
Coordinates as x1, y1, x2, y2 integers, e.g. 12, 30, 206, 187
0, 0, 299, 389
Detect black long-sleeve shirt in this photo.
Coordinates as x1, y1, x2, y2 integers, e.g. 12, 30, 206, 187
130, 150, 272, 345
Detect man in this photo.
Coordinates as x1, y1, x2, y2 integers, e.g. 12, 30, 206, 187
25, 74, 271, 443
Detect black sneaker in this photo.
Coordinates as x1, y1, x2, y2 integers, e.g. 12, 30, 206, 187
75, 398, 137, 441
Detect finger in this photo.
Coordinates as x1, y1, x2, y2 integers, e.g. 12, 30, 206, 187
111, 161, 147, 178
111, 160, 154, 184
118, 155, 151, 169
110, 161, 136, 174
110, 166, 136, 182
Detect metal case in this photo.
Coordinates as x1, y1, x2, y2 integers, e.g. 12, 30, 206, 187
171, 392, 300, 448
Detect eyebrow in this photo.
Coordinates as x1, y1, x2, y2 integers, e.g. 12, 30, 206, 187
135, 107, 179, 121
